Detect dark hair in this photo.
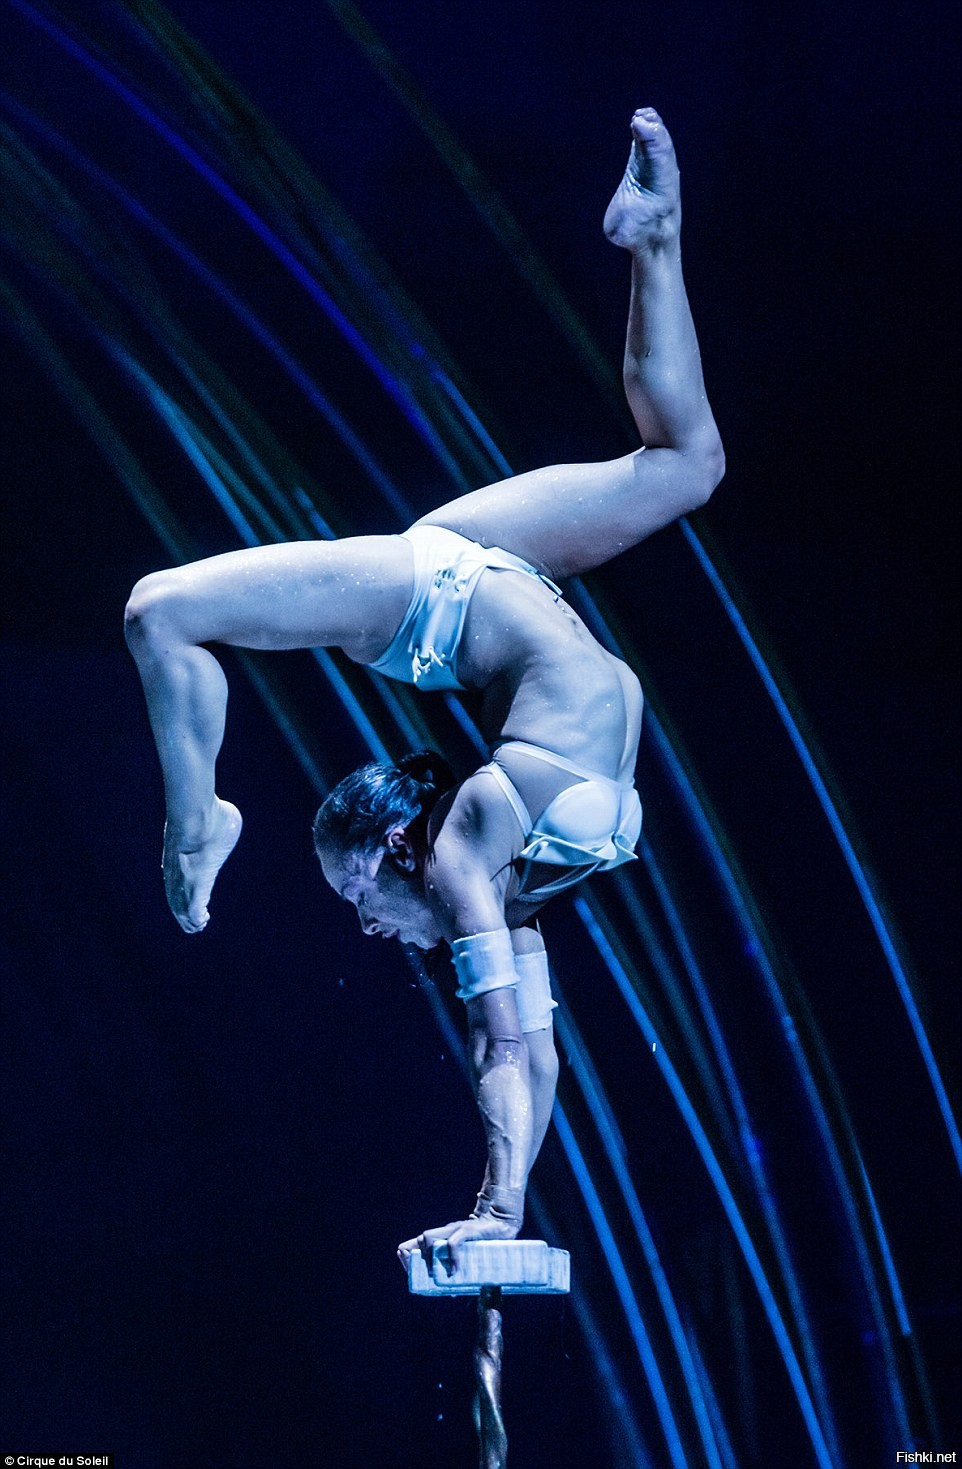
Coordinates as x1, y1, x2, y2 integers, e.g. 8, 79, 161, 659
312, 750, 456, 861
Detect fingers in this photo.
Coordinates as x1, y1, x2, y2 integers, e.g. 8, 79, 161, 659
397, 1215, 523, 1273
397, 1235, 420, 1267
396, 1223, 463, 1274
396, 1227, 455, 1272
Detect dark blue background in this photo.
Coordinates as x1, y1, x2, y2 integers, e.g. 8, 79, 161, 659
1, 2, 958, 1465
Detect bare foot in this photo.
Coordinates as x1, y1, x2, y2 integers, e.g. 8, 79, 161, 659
162, 797, 243, 933
604, 107, 681, 251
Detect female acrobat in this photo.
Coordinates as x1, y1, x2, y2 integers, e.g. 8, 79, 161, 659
124, 109, 724, 1265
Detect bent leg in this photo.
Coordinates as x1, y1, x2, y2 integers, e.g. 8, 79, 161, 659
418, 109, 724, 583
125, 535, 411, 932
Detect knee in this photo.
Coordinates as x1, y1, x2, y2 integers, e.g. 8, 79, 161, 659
123, 569, 181, 651
688, 433, 726, 510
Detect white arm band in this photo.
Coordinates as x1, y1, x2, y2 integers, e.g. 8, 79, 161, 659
452, 928, 517, 1002
452, 930, 557, 1033
513, 947, 557, 1034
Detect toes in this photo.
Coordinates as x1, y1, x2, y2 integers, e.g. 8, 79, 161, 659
632, 106, 662, 131
631, 108, 672, 155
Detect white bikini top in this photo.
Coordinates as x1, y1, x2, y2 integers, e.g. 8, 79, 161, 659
484, 741, 642, 902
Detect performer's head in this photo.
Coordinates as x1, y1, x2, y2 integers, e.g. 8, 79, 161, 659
313, 751, 455, 948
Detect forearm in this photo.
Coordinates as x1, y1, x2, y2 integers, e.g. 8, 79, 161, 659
470, 1032, 533, 1222
524, 1025, 559, 1173
624, 242, 722, 456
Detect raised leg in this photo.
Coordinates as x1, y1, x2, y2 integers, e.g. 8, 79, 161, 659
419, 108, 724, 582
124, 535, 410, 932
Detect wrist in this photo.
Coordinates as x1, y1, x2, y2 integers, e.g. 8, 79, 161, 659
472, 1182, 525, 1228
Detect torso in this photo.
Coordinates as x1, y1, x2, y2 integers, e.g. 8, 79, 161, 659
346, 538, 643, 931
458, 565, 643, 780
424, 565, 643, 928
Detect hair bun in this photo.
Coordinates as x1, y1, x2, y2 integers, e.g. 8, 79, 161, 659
395, 749, 455, 792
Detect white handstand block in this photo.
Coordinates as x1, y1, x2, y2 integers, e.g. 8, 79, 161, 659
408, 1240, 570, 1296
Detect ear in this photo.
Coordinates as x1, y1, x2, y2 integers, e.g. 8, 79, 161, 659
384, 824, 418, 872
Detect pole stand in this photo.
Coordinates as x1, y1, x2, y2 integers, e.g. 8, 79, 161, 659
408, 1240, 570, 1466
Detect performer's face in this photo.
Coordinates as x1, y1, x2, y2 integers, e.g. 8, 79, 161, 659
320, 829, 443, 950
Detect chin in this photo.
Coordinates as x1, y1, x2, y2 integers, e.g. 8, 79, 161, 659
404, 929, 438, 953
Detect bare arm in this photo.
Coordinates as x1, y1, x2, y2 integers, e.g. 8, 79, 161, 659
397, 786, 553, 1267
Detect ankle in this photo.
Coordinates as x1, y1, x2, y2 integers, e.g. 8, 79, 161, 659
165, 800, 221, 850
630, 212, 681, 258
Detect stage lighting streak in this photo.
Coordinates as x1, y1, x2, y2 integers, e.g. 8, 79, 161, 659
323, 0, 625, 415
644, 709, 916, 1443
553, 1003, 727, 1469
441, 692, 489, 758
302, 648, 388, 765
0, 271, 186, 561
599, 873, 744, 1167
430, 369, 514, 480
2, 127, 426, 765
135, 373, 261, 546
7, 0, 472, 487
552, 1103, 692, 1469
143, 381, 291, 544
852, 1150, 941, 1446
852, 1155, 911, 1340
680, 520, 961, 1177
0, 89, 413, 519
573, 895, 836, 1469
638, 843, 842, 1464
124, 0, 508, 485
684, 1326, 742, 1469
0, 274, 333, 796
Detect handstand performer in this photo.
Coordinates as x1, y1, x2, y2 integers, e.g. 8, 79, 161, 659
125, 109, 724, 1266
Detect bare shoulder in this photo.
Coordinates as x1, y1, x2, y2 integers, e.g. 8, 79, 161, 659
428, 768, 521, 866
425, 770, 535, 936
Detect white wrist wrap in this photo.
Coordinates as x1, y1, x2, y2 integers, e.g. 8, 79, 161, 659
453, 932, 557, 1033
513, 947, 557, 1034
452, 929, 517, 1003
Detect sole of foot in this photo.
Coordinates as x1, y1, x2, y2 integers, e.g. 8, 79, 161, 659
603, 107, 681, 251
164, 798, 243, 934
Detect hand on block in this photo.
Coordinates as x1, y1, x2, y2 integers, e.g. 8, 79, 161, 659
397, 1211, 520, 1274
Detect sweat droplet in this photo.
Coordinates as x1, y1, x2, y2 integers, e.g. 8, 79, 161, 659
652, 1041, 657, 1052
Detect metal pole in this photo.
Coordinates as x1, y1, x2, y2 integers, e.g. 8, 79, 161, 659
473, 1284, 507, 1467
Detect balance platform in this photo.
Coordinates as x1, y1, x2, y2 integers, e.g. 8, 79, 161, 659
407, 1238, 570, 1296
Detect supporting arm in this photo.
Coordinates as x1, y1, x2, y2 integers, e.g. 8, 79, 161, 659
466, 986, 534, 1235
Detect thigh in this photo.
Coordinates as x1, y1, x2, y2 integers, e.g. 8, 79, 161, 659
416, 447, 694, 582
151, 535, 413, 661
